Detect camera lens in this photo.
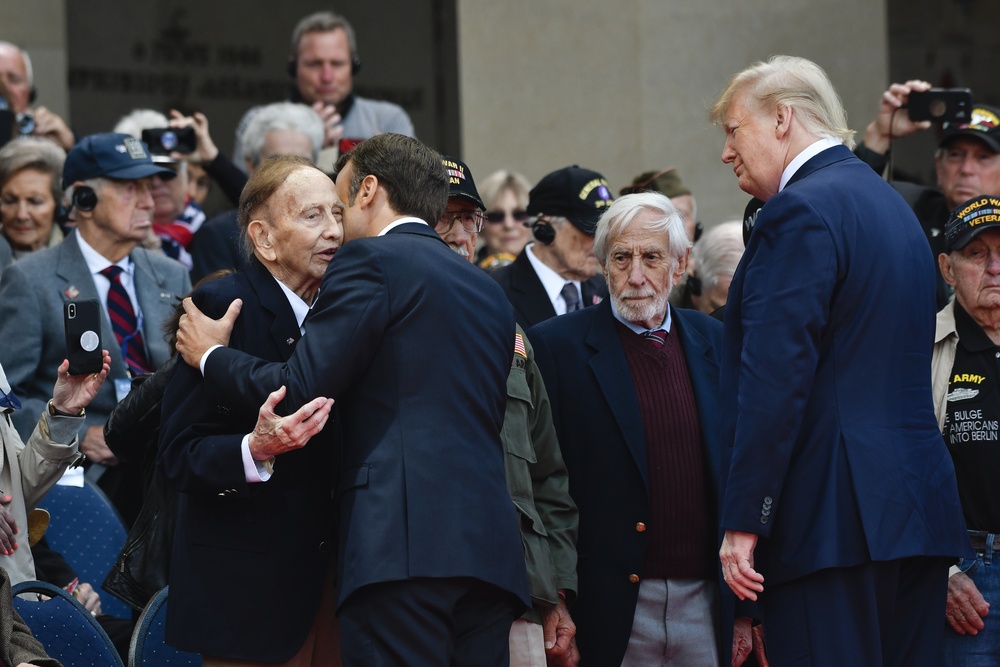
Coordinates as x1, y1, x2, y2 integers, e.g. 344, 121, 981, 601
16, 113, 34, 136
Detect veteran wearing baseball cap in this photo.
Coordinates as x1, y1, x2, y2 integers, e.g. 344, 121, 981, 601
934, 193, 1000, 663
491, 165, 613, 328
0, 131, 190, 525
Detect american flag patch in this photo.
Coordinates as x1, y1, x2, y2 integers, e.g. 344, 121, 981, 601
513, 333, 527, 359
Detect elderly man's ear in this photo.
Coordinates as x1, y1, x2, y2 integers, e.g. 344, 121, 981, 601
938, 253, 958, 289
248, 220, 276, 260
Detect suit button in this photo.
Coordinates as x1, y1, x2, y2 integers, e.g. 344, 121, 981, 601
762, 509, 770, 517
319, 541, 330, 554
628, 574, 640, 584
760, 516, 769, 524
763, 496, 773, 506
635, 522, 646, 532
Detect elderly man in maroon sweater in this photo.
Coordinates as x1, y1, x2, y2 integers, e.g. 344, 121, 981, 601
529, 191, 752, 666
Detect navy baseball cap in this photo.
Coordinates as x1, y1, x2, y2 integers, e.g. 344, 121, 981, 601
528, 165, 614, 235
945, 195, 1000, 251
940, 105, 1000, 154
63, 133, 176, 188
442, 156, 485, 210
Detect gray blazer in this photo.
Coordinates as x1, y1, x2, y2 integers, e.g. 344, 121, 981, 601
0, 230, 190, 438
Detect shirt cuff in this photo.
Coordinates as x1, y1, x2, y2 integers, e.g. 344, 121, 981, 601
241, 434, 273, 483
199, 344, 223, 376
44, 411, 86, 445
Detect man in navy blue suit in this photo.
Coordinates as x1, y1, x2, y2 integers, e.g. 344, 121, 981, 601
529, 192, 752, 666
710, 55, 971, 666
174, 133, 528, 667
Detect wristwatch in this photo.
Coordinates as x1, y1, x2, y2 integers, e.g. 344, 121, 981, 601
47, 399, 85, 418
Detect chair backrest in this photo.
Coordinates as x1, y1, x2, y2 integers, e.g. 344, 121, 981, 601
40, 479, 131, 618
12, 579, 126, 667
128, 586, 200, 667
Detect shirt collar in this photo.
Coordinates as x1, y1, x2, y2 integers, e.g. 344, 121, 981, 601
610, 298, 673, 335
524, 243, 581, 306
378, 216, 428, 236
955, 299, 1000, 353
272, 277, 312, 334
75, 231, 132, 277
779, 137, 842, 192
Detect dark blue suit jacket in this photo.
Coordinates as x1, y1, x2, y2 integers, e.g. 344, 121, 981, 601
157, 258, 337, 661
529, 301, 735, 666
720, 145, 970, 585
200, 223, 530, 609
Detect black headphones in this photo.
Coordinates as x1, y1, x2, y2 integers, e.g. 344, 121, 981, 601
72, 186, 97, 212
286, 55, 362, 79
531, 218, 556, 245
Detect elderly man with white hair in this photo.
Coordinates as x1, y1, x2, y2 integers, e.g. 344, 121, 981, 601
189, 101, 324, 281
529, 191, 753, 666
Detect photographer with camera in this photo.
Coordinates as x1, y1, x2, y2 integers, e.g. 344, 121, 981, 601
855, 79, 1000, 308
0, 42, 75, 151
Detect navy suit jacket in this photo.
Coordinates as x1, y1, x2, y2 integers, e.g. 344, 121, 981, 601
491, 248, 608, 329
529, 301, 735, 666
200, 222, 530, 609
720, 145, 970, 585
158, 258, 337, 661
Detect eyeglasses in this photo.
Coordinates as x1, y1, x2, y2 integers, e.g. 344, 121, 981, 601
438, 210, 486, 234
485, 209, 530, 224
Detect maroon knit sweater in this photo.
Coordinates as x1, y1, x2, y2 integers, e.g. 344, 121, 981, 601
616, 320, 713, 580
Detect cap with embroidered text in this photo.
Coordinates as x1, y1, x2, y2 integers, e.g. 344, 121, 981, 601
63, 132, 176, 188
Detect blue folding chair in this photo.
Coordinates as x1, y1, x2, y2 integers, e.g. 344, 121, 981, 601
12, 579, 125, 667
128, 586, 200, 666
40, 479, 131, 618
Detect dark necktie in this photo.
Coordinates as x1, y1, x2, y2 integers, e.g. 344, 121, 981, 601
561, 282, 582, 313
100, 265, 151, 376
643, 329, 667, 347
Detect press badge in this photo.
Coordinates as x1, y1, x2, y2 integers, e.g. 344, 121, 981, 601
114, 378, 132, 403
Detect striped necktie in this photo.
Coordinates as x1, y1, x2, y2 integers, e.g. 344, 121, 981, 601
643, 329, 667, 347
100, 265, 151, 376
561, 282, 582, 313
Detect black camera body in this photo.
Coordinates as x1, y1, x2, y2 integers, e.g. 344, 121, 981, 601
141, 127, 197, 155
908, 88, 973, 123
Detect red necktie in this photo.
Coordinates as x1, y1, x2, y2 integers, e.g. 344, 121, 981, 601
643, 329, 667, 347
100, 265, 151, 376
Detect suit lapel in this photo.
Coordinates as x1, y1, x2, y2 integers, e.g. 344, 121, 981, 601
130, 248, 179, 369
510, 252, 557, 326
54, 233, 129, 377
245, 259, 302, 362
585, 302, 649, 490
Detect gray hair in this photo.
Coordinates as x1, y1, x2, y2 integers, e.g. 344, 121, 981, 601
0, 137, 65, 202
594, 192, 690, 266
290, 11, 358, 61
240, 102, 324, 168
690, 221, 744, 290
113, 109, 169, 138
0, 42, 31, 87
710, 55, 855, 149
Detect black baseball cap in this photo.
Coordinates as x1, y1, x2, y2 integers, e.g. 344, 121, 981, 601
945, 195, 1000, 251
442, 156, 485, 210
940, 105, 1000, 153
527, 165, 614, 235
63, 132, 176, 188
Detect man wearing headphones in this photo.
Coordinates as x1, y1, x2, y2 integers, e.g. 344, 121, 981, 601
491, 166, 613, 329
232, 11, 414, 172
0, 133, 190, 523
0, 41, 75, 151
